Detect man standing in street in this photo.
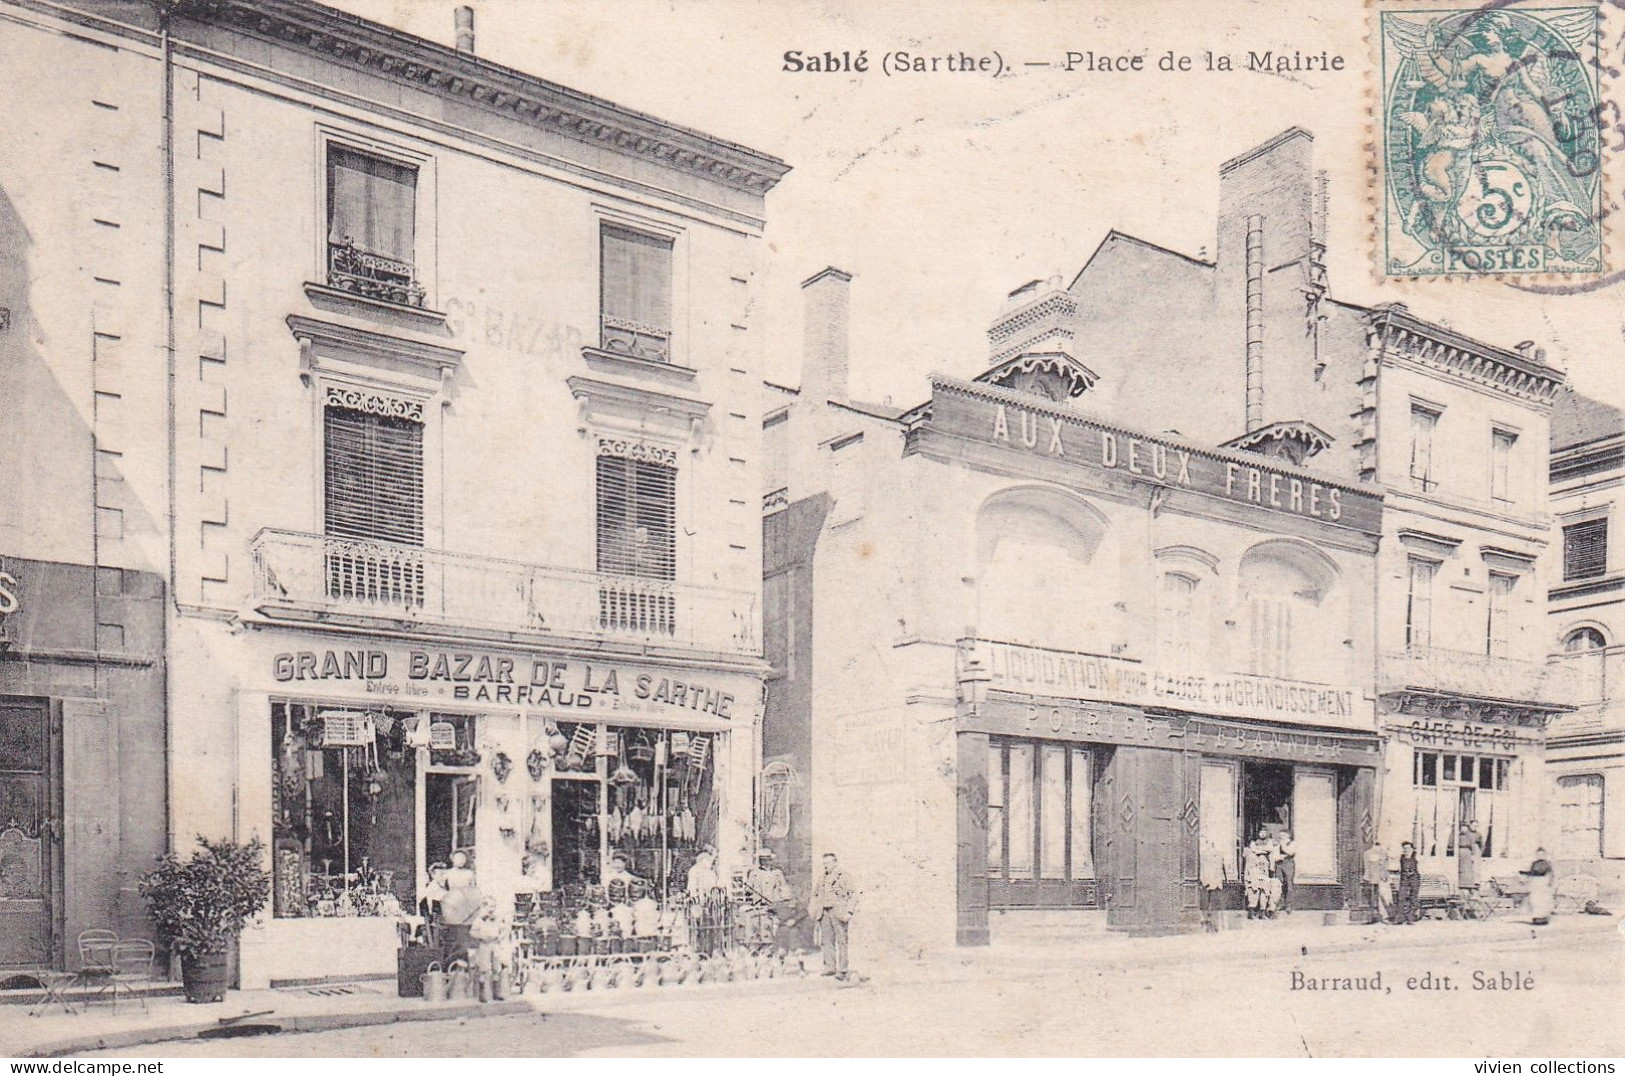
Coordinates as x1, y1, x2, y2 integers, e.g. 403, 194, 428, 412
1396, 840, 1422, 925
1362, 840, 1394, 924
809, 852, 858, 981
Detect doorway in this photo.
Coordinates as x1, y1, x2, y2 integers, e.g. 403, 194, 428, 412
1242, 761, 1293, 846
0, 700, 57, 967
423, 772, 477, 873
552, 777, 603, 890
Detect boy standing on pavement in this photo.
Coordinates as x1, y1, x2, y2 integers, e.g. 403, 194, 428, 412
1396, 840, 1422, 924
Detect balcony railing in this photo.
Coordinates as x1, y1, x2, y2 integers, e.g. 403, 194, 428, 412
327, 239, 426, 308
1379, 646, 1582, 707
599, 314, 671, 363
250, 529, 757, 656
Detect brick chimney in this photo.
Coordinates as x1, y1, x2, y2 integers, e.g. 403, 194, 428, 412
454, 6, 475, 54
801, 267, 852, 407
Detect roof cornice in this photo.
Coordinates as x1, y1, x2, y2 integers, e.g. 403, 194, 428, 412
1366, 305, 1566, 406
178, 0, 790, 196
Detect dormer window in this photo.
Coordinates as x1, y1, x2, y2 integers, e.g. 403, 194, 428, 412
326, 146, 423, 308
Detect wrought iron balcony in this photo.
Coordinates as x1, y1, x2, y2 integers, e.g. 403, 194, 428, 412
327, 239, 426, 308
250, 529, 757, 656
1379, 646, 1582, 708
599, 314, 671, 363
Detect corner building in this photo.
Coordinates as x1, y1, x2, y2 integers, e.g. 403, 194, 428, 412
765, 128, 1574, 953
4, 0, 786, 985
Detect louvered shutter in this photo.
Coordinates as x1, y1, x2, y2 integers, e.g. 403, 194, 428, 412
1563, 519, 1608, 581
324, 407, 424, 545
600, 224, 673, 361
596, 456, 675, 580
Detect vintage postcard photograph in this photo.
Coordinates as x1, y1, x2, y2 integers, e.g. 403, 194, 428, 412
0, 0, 1621, 1063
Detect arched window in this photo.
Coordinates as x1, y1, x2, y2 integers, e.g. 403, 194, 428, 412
975, 487, 1110, 652
1238, 541, 1340, 680
1562, 627, 1608, 704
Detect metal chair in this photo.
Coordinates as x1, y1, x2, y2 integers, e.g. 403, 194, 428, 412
109, 939, 156, 1012
75, 930, 121, 1011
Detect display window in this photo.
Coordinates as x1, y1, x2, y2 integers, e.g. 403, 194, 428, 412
986, 737, 1094, 908
1410, 749, 1514, 859
271, 701, 419, 918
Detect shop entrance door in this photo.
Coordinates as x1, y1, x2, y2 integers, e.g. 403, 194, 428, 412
1242, 761, 1294, 845
552, 777, 604, 889
424, 773, 477, 871
0, 701, 56, 968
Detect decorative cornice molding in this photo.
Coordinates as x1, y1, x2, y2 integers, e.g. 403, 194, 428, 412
180, 0, 790, 197
287, 313, 464, 386
323, 382, 425, 423
597, 437, 678, 468
1221, 420, 1335, 464
976, 350, 1098, 402
1367, 306, 1565, 406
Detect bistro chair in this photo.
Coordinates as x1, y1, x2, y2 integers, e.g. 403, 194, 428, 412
109, 939, 156, 1012
75, 930, 121, 1011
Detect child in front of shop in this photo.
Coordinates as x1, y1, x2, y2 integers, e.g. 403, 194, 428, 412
468, 896, 513, 1002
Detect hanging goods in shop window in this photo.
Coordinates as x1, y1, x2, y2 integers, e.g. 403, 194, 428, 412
527, 749, 549, 781
492, 751, 513, 784
429, 721, 457, 750
320, 710, 374, 748
404, 716, 431, 750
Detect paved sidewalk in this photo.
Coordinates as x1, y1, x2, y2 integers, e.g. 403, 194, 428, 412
1, 971, 835, 1059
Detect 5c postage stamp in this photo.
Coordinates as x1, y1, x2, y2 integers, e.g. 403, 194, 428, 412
1375, 2, 1605, 278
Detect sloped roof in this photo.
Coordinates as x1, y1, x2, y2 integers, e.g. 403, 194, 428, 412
1552, 386, 1625, 450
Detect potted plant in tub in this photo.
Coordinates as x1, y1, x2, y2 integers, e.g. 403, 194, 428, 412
139, 836, 270, 1003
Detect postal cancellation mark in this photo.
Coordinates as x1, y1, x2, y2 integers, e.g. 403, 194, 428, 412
1377, 3, 1605, 278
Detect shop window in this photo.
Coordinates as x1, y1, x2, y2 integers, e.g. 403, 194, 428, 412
270, 702, 418, 918
1410, 404, 1439, 492
1490, 428, 1517, 503
1199, 761, 1238, 884
323, 402, 425, 607
326, 145, 422, 307
600, 223, 674, 362
986, 738, 1094, 888
1557, 774, 1604, 859
1486, 572, 1516, 657
1292, 770, 1337, 882
1563, 519, 1608, 581
596, 453, 677, 635
1405, 557, 1436, 652
549, 722, 717, 903
1411, 749, 1514, 859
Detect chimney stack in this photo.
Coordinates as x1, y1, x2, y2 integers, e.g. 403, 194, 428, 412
454, 6, 475, 54
801, 267, 852, 407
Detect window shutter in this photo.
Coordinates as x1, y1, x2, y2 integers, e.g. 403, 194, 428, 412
596, 455, 676, 580
324, 407, 424, 545
1407, 558, 1435, 650
1564, 519, 1608, 581
1410, 406, 1436, 485
600, 224, 673, 330
327, 147, 418, 262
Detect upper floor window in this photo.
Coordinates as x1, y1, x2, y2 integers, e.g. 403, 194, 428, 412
1563, 518, 1608, 581
1409, 404, 1439, 492
1563, 626, 1608, 704
1486, 572, 1516, 657
323, 396, 425, 608
1238, 543, 1335, 680
1490, 429, 1517, 504
327, 146, 423, 307
1405, 556, 1437, 652
596, 448, 677, 636
1158, 572, 1198, 660
600, 224, 674, 362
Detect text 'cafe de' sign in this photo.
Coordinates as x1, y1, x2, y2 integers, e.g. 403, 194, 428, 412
974, 640, 1374, 731
931, 380, 1381, 534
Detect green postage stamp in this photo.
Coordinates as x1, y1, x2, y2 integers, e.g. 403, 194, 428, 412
1376, 2, 1604, 278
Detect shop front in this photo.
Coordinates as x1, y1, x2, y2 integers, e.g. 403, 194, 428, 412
235, 633, 760, 987
955, 640, 1380, 942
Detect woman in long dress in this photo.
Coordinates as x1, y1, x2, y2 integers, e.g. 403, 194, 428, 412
1457, 821, 1483, 893
1525, 847, 1556, 926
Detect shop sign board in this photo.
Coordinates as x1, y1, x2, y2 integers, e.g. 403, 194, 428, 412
833, 710, 907, 785
269, 643, 740, 719
928, 379, 1383, 535
971, 639, 1374, 732
1388, 717, 1539, 751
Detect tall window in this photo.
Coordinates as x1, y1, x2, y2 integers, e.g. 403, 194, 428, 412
1563, 519, 1608, 581
1557, 774, 1604, 859
323, 402, 424, 608
1238, 546, 1333, 681
1405, 557, 1437, 652
1491, 429, 1517, 503
1412, 749, 1513, 859
326, 146, 422, 307
1410, 405, 1439, 491
1158, 573, 1198, 660
596, 452, 677, 635
600, 224, 674, 362
986, 739, 1094, 890
1564, 627, 1608, 704
1486, 572, 1516, 657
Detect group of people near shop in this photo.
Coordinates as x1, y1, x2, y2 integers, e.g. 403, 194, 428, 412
1362, 821, 1558, 925
1242, 828, 1298, 918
